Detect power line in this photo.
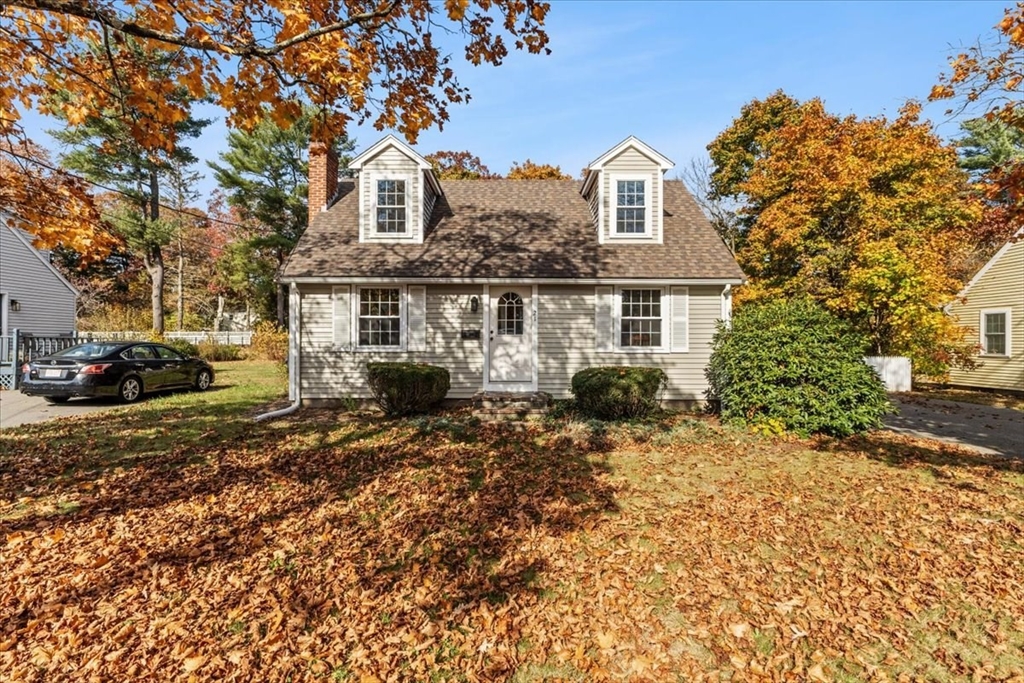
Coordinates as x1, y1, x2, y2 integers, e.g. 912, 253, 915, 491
1, 147, 259, 232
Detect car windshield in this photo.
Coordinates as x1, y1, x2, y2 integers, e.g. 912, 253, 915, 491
51, 343, 124, 359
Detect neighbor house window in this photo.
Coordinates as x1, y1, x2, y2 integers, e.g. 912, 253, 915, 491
620, 289, 662, 348
375, 179, 407, 233
358, 288, 401, 347
615, 179, 646, 234
982, 309, 1010, 355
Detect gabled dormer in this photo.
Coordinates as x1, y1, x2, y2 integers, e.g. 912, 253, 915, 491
581, 136, 674, 245
349, 135, 442, 244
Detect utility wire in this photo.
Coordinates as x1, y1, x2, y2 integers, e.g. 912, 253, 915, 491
1, 147, 258, 232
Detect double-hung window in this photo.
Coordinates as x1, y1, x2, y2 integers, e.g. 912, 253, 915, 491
981, 309, 1010, 356
375, 179, 407, 234
615, 179, 647, 235
620, 288, 662, 348
358, 288, 402, 348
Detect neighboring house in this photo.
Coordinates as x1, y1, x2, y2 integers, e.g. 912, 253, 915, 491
947, 229, 1023, 393
0, 216, 78, 338
280, 135, 744, 405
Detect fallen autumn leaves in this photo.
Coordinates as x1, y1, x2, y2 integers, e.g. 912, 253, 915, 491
1, 364, 1023, 681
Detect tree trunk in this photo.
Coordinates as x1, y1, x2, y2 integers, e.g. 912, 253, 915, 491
148, 170, 164, 335
176, 236, 184, 332
145, 247, 165, 335
215, 295, 225, 332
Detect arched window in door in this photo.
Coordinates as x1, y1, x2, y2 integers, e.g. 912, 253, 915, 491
497, 292, 524, 335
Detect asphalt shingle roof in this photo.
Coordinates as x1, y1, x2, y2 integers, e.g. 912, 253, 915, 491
281, 178, 744, 281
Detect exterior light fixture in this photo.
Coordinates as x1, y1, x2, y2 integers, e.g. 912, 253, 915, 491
9, 299, 20, 312
470, 296, 479, 313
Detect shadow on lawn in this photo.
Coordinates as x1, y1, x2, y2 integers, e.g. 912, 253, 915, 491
819, 430, 1024, 474
1, 408, 619, 670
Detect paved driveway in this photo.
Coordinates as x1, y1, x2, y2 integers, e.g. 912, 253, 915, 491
885, 395, 1024, 457
0, 391, 121, 430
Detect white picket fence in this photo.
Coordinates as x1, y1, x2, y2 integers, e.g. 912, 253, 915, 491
81, 330, 253, 345
864, 356, 912, 392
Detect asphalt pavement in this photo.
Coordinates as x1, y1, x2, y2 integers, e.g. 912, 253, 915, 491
0, 390, 121, 430
885, 394, 1024, 458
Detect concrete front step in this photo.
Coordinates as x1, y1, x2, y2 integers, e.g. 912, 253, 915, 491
471, 391, 551, 421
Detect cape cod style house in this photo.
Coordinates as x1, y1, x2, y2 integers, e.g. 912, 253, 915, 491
280, 135, 744, 406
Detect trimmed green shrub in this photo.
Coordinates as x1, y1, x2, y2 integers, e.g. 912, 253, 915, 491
164, 338, 199, 358
198, 341, 243, 362
366, 362, 451, 417
570, 366, 667, 420
706, 298, 891, 437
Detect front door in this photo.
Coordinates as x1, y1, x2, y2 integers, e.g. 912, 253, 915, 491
487, 287, 535, 390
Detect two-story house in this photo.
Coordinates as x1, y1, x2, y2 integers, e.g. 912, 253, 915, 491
279, 135, 744, 406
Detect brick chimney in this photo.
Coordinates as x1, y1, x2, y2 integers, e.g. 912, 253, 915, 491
308, 141, 339, 224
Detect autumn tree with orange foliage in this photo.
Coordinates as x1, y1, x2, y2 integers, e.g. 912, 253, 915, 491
709, 94, 982, 376
507, 159, 572, 180
0, 0, 551, 254
425, 150, 498, 180
932, 2, 1024, 226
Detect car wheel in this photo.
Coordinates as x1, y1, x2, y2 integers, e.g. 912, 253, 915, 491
194, 369, 213, 391
43, 396, 70, 405
118, 376, 143, 403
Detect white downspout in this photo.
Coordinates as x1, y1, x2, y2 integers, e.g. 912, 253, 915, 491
255, 282, 302, 422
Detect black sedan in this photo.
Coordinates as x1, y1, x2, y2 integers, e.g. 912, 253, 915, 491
20, 342, 214, 404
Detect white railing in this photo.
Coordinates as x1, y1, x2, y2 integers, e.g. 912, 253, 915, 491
81, 330, 253, 345
864, 356, 912, 392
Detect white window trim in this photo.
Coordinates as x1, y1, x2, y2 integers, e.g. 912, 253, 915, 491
366, 172, 414, 242
979, 308, 1012, 357
352, 285, 407, 352
608, 173, 652, 239
613, 286, 669, 353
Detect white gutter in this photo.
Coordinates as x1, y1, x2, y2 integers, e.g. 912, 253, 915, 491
280, 276, 746, 286
255, 283, 302, 422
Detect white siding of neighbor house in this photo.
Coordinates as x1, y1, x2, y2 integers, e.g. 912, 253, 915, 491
359, 146, 424, 242
0, 224, 77, 336
600, 147, 662, 243
537, 285, 721, 401
300, 284, 484, 399
947, 239, 1024, 392
298, 283, 725, 402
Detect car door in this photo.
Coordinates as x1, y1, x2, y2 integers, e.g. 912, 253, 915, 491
122, 344, 164, 390
152, 345, 188, 387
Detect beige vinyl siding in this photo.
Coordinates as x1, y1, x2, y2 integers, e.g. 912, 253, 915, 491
948, 239, 1024, 391
359, 146, 423, 241
300, 284, 483, 398
0, 224, 77, 335
536, 285, 723, 401
601, 147, 661, 243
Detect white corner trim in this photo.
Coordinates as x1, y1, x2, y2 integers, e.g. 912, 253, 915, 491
979, 307, 1013, 357
289, 283, 301, 402
3, 223, 80, 296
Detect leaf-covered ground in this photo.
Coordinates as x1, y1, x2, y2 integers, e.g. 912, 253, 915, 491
2, 362, 1023, 682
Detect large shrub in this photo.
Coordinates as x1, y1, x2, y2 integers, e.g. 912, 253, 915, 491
706, 298, 891, 437
198, 341, 243, 362
250, 321, 288, 363
366, 362, 450, 417
571, 366, 667, 420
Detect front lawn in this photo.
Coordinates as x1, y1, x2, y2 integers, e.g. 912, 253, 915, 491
2, 362, 1022, 682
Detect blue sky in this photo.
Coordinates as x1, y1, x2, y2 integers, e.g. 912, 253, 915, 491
19, 0, 1008, 198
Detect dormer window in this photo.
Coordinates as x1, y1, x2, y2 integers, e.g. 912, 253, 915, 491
375, 179, 407, 234
615, 180, 647, 234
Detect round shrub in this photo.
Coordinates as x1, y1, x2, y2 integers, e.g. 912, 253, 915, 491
570, 366, 667, 420
366, 362, 451, 417
706, 298, 891, 437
